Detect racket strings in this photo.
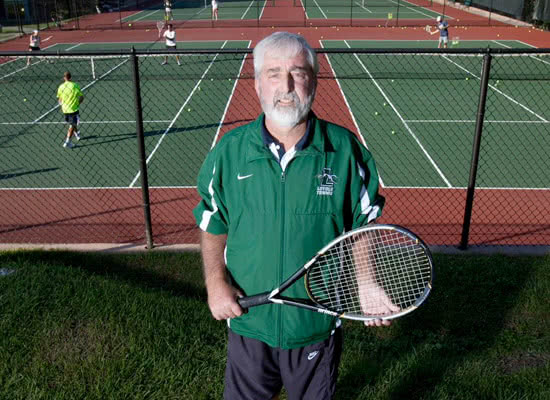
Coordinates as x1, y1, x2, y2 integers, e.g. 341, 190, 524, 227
306, 229, 432, 318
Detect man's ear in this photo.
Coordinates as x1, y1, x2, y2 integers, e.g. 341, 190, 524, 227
254, 78, 260, 98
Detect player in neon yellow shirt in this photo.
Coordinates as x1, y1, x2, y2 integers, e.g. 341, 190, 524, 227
57, 71, 84, 148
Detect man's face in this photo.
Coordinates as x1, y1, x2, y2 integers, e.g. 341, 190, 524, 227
255, 51, 316, 129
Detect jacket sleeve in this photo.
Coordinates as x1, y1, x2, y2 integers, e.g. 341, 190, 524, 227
350, 142, 385, 230
193, 148, 229, 235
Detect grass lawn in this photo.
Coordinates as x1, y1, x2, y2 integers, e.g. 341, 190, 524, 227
0, 250, 549, 399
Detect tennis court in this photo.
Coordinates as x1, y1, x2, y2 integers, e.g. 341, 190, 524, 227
321, 39, 549, 190
0, 40, 251, 189
302, 0, 441, 21
1, 37, 548, 245
122, 0, 271, 24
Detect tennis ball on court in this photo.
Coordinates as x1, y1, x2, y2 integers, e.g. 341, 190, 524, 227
187, 108, 191, 112
383, 102, 387, 106
465, 77, 469, 80
128, 23, 132, 27
210, 78, 214, 81
391, 130, 396, 135
23, 98, 27, 102
198, 86, 201, 91
391, 79, 394, 82
374, 112, 379, 116
21, 7, 24, 12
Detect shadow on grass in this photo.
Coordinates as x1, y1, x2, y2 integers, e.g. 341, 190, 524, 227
335, 254, 536, 399
0, 250, 206, 302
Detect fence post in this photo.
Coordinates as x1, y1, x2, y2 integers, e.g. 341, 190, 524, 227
459, 50, 492, 250
395, 0, 400, 27
130, 47, 154, 249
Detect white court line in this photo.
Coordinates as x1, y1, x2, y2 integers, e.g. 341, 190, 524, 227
129, 41, 229, 188
0, 186, 196, 191
4, 183, 547, 191
299, 0, 309, 19
210, 41, 251, 149
387, 0, 437, 19
0, 120, 172, 126
406, 119, 549, 124
345, 40, 452, 188
354, 1, 372, 13
118, 10, 146, 22
0, 42, 61, 80
133, 8, 162, 21
442, 55, 548, 122
320, 40, 385, 187
30, 51, 129, 129
493, 40, 550, 67
312, 0, 328, 19
241, 0, 256, 19
259, 0, 268, 19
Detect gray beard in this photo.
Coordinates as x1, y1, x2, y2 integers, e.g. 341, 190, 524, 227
261, 90, 314, 129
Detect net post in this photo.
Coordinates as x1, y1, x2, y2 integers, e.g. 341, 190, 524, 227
459, 50, 492, 250
130, 47, 155, 249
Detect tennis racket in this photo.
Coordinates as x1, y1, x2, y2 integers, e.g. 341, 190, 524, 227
157, 21, 165, 37
425, 24, 437, 35
238, 224, 433, 322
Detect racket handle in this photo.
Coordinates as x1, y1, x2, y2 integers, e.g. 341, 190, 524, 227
237, 292, 271, 310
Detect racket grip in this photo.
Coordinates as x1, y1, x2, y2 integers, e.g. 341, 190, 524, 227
237, 292, 271, 310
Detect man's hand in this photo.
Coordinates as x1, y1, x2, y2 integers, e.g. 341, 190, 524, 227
359, 284, 400, 327
206, 277, 244, 320
200, 230, 244, 321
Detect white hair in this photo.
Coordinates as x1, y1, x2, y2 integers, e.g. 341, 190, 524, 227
253, 31, 318, 78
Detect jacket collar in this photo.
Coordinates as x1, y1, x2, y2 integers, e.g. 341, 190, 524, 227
245, 112, 331, 163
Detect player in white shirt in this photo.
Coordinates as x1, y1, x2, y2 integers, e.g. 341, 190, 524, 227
162, 24, 180, 65
211, 0, 219, 20
27, 30, 41, 66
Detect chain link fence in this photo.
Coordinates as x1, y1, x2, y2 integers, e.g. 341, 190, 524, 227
0, 0, 534, 34
0, 48, 548, 248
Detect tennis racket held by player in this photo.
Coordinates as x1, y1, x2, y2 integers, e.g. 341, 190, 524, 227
237, 224, 433, 322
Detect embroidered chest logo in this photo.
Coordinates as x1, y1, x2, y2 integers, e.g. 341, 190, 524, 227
316, 168, 338, 196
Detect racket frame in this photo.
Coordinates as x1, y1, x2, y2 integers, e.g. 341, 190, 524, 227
238, 224, 434, 321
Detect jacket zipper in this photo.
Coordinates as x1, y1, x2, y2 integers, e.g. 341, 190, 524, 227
278, 169, 286, 348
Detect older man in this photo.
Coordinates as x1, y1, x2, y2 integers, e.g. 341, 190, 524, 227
194, 32, 386, 400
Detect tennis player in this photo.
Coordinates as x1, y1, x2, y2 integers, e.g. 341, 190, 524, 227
26, 30, 41, 66
194, 32, 387, 400
57, 71, 83, 149
164, 0, 173, 21
161, 24, 180, 65
211, 0, 219, 20
431, 15, 449, 48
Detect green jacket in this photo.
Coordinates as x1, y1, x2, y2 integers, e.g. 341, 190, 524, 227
194, 113, 384, 349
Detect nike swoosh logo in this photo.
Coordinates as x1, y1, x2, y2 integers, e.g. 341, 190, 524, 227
237, 173, 253, 180
307, 351, 319, 361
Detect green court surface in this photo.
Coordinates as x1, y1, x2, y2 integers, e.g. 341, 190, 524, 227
1, 39, 548, 193
321, 39, 549, 189
0, 40, 250, 189
123, 0, 270, 23
302, 0, 441, 21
